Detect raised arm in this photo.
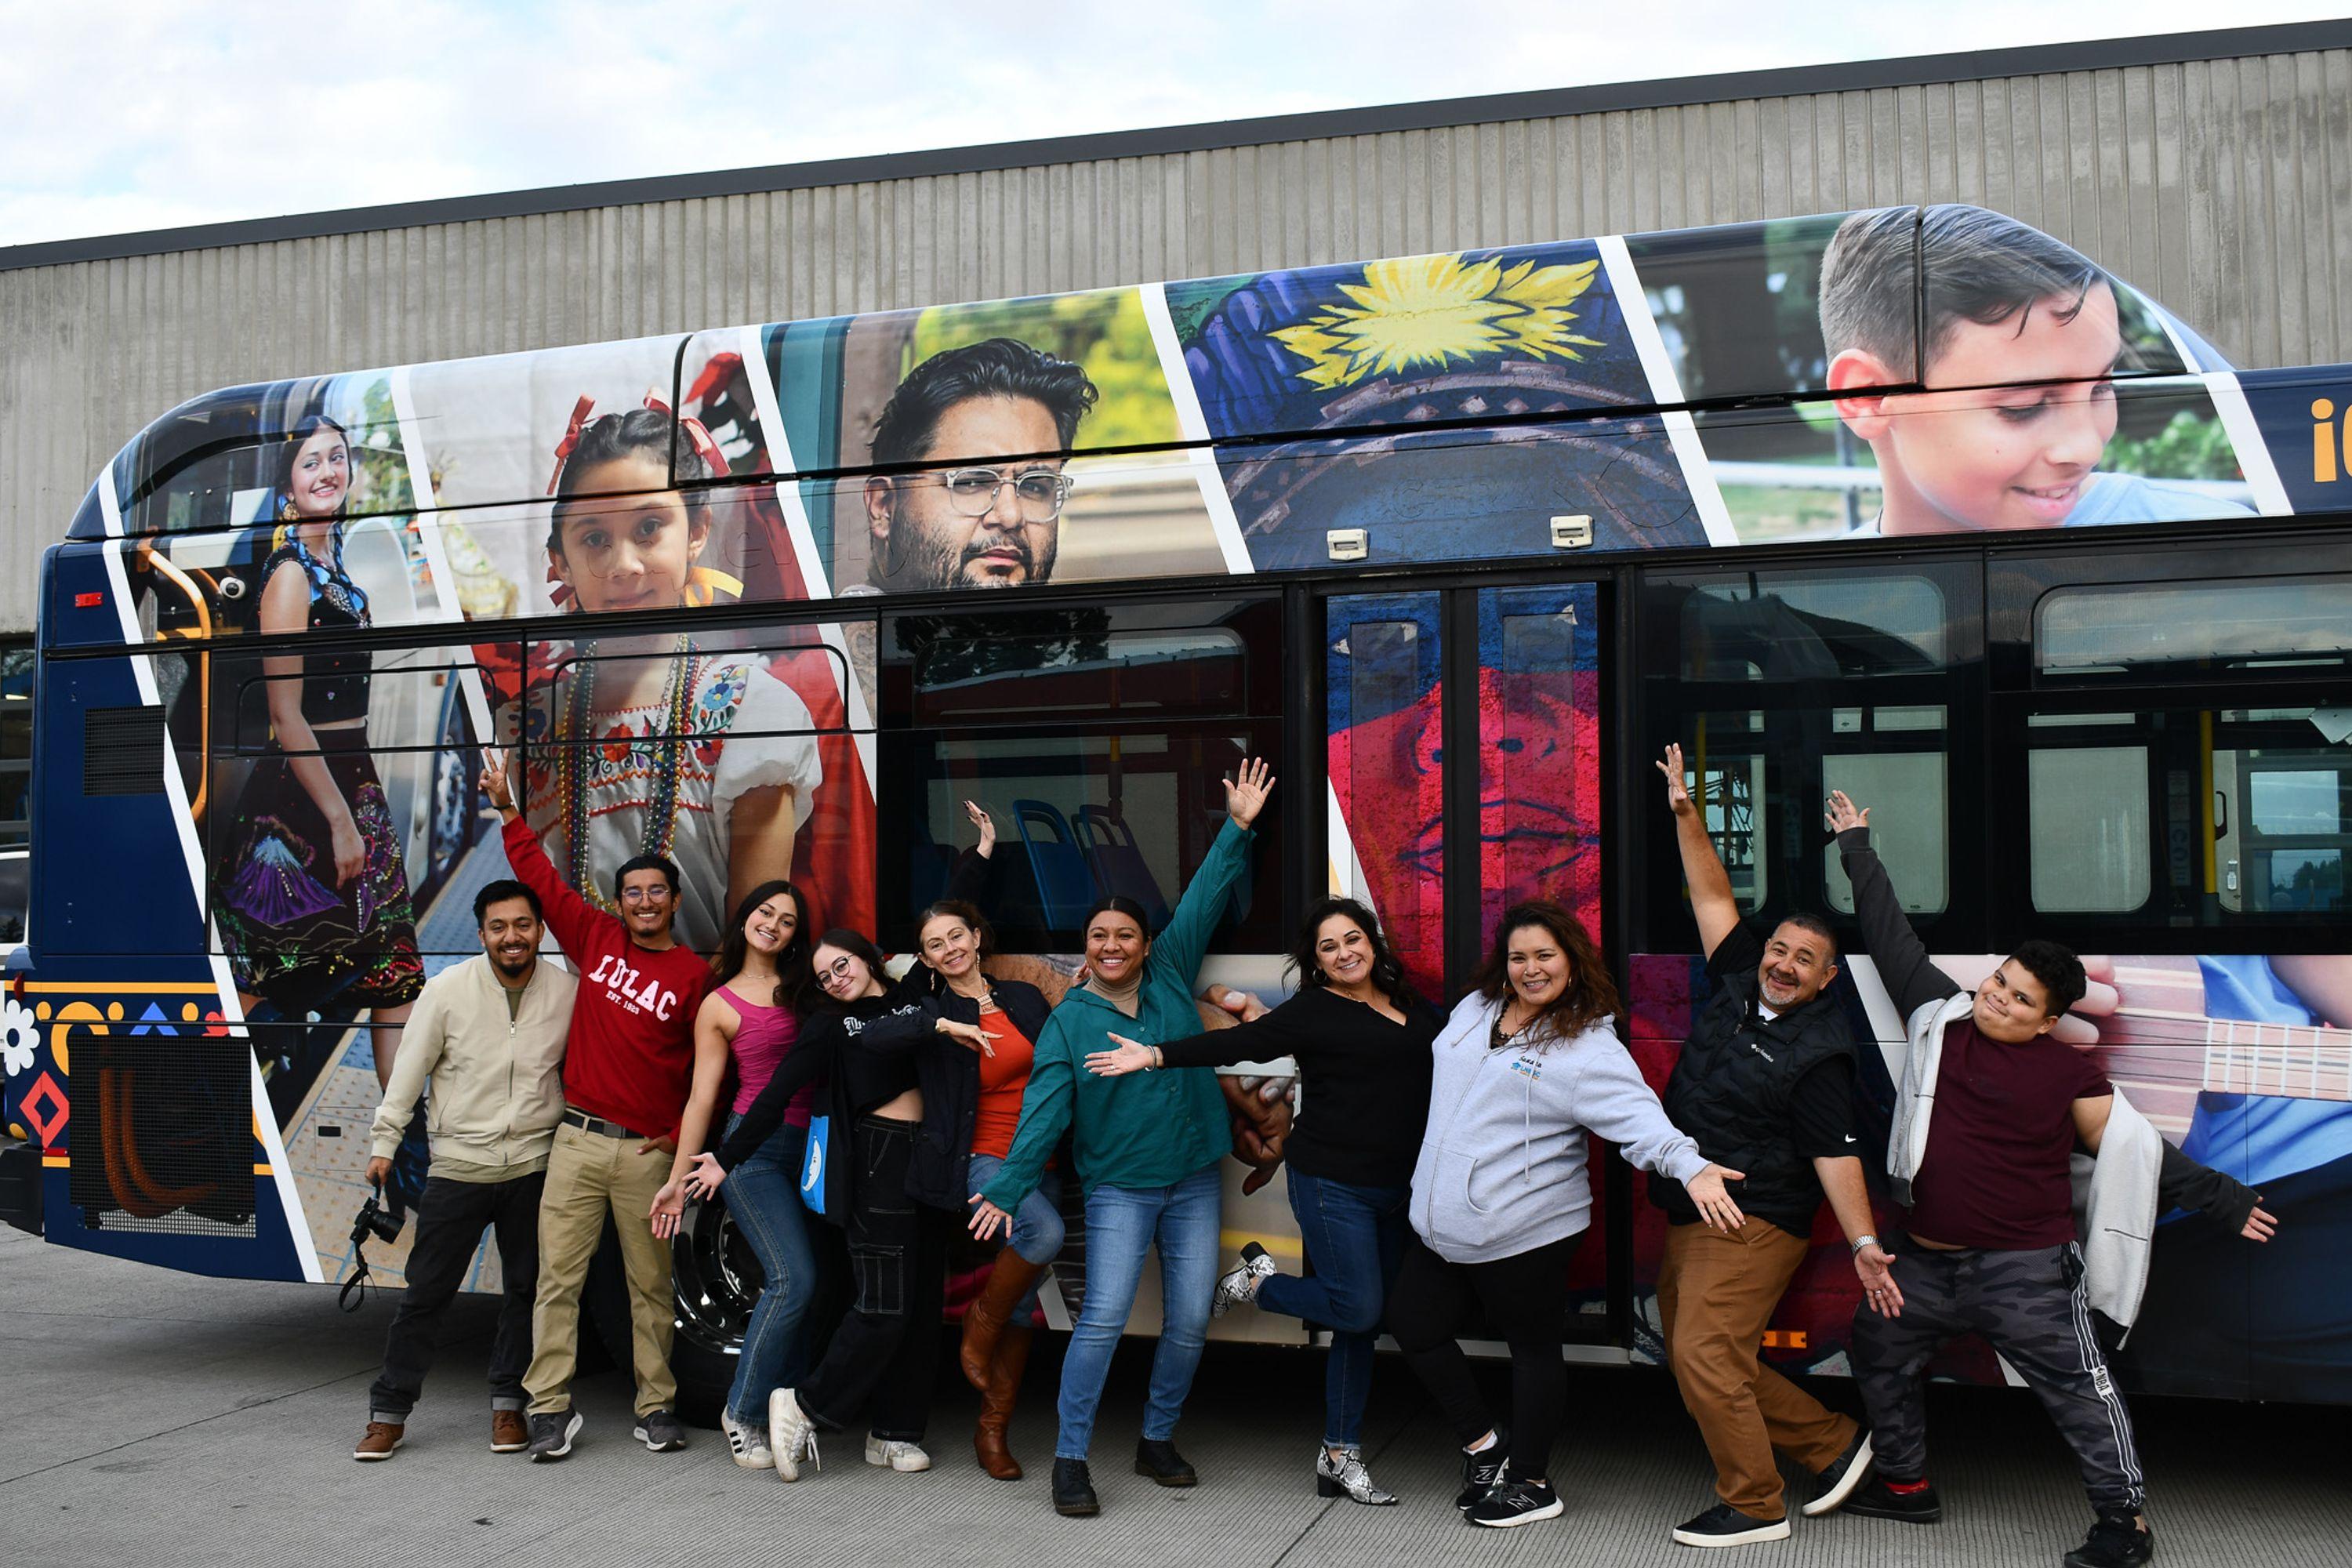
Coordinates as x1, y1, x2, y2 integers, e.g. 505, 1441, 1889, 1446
483, 746, 611, 961
1828, 792, 1960, 1018
1148, 758, 1275, 989
1657, 743, 1742, 960
941, 800, 1000, 907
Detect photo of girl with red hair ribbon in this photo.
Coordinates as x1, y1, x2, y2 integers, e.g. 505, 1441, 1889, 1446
491, 398, 826, 954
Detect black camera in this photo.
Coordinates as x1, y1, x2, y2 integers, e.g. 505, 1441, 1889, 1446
350, 1189, 404, 1248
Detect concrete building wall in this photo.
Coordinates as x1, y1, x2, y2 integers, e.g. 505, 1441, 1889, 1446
3, 23, 2350, 633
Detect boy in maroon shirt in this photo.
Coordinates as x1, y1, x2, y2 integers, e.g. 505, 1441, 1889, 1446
1823, 791, 2275, 1568
480, 749, 710, 1461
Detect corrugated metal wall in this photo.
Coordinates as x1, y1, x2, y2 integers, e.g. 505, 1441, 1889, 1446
3, 42, 2349, 632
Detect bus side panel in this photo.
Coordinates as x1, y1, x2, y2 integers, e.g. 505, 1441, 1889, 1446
24, 642, 313, 1282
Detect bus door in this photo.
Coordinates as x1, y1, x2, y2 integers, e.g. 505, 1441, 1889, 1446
1325, 580, 1616, 1342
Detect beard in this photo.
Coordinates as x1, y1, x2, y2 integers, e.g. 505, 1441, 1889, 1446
491, 951, 535, 982
880, 512, 1058, 593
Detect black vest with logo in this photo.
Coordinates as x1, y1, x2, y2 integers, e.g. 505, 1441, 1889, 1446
1650, 969, 1856, 1236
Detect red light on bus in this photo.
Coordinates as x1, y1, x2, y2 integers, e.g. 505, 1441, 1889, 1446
73, 591, 103, 608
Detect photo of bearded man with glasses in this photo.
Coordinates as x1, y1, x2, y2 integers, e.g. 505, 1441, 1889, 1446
856, 337, 1098, 595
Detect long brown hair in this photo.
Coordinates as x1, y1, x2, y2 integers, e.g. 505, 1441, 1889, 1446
1472, 899, 1620, 1047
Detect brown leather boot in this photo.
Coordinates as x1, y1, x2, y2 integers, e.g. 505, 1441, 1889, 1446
974, 1324, 1031, 1480
959, 1250, 1048, 1390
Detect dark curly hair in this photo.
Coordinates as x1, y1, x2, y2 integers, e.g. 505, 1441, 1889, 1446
1472, 899, 1621, 1048
869, 337, 1098, 469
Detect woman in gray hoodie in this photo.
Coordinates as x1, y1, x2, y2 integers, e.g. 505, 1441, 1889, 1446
1390, 898, 1745, 1530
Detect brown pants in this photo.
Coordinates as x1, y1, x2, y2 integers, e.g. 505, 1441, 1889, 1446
524, 1120, 677, 1419
1658, 1219, 1857, 1520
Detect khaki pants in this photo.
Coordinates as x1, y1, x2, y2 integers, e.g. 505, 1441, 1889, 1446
524, 1120, 677, 1418
1658, 1218, 1858, 1520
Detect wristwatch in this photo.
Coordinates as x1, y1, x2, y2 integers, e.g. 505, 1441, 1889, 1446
1850, 1232, 1879, 1257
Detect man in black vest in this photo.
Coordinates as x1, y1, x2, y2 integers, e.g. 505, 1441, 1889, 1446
1650, 744, 1893, 1549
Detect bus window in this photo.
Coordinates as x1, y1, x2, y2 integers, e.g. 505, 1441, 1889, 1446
1824, 741, 1949, 915
879, 599, 1283, 952
2020, 706, 2350, 927
2035, 576, 2352, 678
1329, 594, 1443, 1000
1, 644, 28, 847
2027, 741, 2154, 913
1485, 585, 1603, 944
1640, 560, 1980, 951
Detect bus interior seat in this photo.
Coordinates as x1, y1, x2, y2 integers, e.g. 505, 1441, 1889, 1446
1012, 799, 1102, 929
1073, 805, 1171, 928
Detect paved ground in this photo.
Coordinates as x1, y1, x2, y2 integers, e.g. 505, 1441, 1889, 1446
4, 1222, 2347, 1568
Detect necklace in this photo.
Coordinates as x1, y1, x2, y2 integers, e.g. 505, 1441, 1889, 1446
554, 633, 699, 914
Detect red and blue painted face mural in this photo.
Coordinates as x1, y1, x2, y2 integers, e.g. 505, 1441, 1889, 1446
1327, 584, 1601, 1000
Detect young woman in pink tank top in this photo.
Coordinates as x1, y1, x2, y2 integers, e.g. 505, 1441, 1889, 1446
652, 877, 822, 1467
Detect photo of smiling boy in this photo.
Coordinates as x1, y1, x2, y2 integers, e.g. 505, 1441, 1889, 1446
1820, 205, 2253, 535
499, 405, 823, 955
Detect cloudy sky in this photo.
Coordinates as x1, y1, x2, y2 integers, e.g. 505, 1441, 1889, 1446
4, 2, 2343, 248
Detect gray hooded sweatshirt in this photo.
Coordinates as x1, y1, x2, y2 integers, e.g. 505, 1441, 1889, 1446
1410, 993, 1711, 1264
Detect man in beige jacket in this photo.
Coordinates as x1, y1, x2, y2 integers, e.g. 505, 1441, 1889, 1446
352, 879, 577, 1461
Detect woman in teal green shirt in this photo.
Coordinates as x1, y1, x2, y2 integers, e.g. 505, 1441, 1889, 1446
969, 757, 1274, 1518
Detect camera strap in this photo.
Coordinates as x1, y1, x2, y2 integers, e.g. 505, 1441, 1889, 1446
339, 1244, 374, 1313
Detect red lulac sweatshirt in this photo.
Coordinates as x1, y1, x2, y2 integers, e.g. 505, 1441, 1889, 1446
502, 815, 710, 1140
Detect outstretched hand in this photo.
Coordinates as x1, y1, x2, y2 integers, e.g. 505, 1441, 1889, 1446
936, 1015, 994, 1056
964, 799, 996, 858
1685, 1162, 1748, 1233
1086, 1032, 1157, 1076
1855, 1241, 1904, 1316
649, 1178, 688, 1240
1224, 756, 1276, 829
968, 1193, 1012, 1241
681, 1150, 726, 1202
1656, 744, 1695, 816
1824, 789, 1871, 834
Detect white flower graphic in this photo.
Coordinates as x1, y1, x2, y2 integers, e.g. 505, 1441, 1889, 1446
1, 996, 37, 1076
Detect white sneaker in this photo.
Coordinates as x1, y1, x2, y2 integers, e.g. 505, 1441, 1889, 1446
721, 1409, 774, 1470
1212, 1242, 1276, 1319
768, 1388, 819, 1482
864, 1435, 932, 1472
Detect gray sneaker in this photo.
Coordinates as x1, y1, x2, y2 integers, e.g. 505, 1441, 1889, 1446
633, 1410, 688, 1452
526, 1410, 583, 1462
1212, 1242, 1276, 1318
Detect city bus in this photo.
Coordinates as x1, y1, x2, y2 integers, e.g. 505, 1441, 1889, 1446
6, 204, 2347, 1417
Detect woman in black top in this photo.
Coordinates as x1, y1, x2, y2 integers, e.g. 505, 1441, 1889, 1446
1087, 896, 1437, 1505
213, 414, 423, 1083
681, 927, 989, 1480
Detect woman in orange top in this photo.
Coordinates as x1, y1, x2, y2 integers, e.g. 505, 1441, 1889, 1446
895, 833, 1057, 1481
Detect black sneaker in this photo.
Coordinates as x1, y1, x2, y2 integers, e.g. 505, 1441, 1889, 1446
1802, 1428, 1875, 1516
1134, 1436, 1197, 1486
1465, 1479, 1563, 1529
1671, 1502, 1791, 1547
1052, 1457, 1099, 1517
2064, 1512, 2154, 1568
525, 1409, 583, 1463
1455, 1427, 1508, 1512
632, 1409, 688, 1452
1841, 1475, 1943, 1523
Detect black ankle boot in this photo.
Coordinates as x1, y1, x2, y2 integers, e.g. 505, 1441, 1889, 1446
1134, 1436, 1198, 1486
1052, 1457, 1099, 1516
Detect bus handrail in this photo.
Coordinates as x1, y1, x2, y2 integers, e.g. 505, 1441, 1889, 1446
132, 541, 210, 823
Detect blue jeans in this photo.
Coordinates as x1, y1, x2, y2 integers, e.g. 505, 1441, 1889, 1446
1054, 1163, 1221, 1460
1254, 1171, 1410, 1448
719, 1114, 821, 1426
966, 1152, 1065, 1316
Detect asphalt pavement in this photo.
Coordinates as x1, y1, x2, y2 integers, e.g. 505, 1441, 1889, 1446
3, 1222, 2346, 1568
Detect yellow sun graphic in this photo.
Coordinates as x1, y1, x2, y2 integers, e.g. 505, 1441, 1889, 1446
1270, 253, 1605, 391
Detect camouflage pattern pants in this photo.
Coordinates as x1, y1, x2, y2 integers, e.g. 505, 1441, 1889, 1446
1851, 1238, 2145, 1514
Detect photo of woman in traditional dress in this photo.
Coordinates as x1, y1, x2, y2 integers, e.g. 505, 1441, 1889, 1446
213, 414, 425, 1083
499, 403, 825, 953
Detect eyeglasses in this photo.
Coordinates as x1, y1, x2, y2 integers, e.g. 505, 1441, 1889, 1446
822, 956, 860, 982
619, 884, 671, 905
932, 467, 1075, 521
